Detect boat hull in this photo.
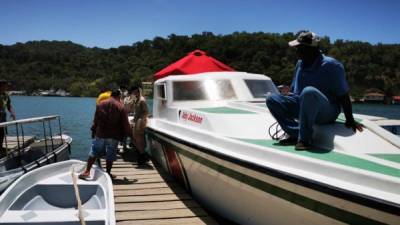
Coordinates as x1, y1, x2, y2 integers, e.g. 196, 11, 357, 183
0, 160, 115, 225
0, 136, 72, 193
147, 128, 400, 225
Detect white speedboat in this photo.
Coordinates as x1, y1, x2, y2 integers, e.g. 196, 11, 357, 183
0, 115, 72, 192
0, 160, 115, 225
146, 71, 400, 225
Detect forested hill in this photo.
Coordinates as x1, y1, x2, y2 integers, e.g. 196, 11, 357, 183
0, 32, 399, 97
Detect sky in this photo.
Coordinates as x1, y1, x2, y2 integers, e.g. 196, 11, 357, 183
1, 0, 400, 48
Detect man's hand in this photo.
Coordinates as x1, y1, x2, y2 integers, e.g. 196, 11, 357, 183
10, 112, 16, 120
345, 119, 364, 132
277, 85, 291, 96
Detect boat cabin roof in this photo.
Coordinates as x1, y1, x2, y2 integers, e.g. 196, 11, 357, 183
154, 71, 278, 104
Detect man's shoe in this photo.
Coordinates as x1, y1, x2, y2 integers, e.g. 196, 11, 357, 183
78, 172, 91, 180
137, 153, 149, 165
295, 141, 311, 151
108, 173, 117, 179
278, 136, 297, 146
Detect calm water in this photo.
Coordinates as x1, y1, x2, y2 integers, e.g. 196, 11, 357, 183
9, 96, 400, 160
11, 96, 95, 160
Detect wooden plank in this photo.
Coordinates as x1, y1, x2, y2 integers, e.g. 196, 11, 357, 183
113, 173, 164, 179
105, 164, 157, 168
104, 164, 156, 168
116, 208, 208, 221
110, 169, 163, 175
115, 193, 192, 203
113, 182, 178, 190
113, 177, 173, 184
100, 152, 220, 224
117, 217, 219, 225
113, 175, 174, 183
115, 200, 200, 211
104, 164, 136, 168
102, 160, 155, 166
114, 187, 185, 196
104, 161, 136, 165
111, 171, 162, 176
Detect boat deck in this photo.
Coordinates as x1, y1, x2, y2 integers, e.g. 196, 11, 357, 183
2, 135, 35, 150
101, 149, 219, 225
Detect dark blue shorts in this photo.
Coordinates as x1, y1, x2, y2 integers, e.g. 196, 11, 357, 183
89, 138, 119, 161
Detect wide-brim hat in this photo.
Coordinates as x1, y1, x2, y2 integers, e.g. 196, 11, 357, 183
289, 32, 320, 47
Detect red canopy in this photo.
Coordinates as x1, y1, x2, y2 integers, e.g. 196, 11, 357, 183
154, 50, 234, 80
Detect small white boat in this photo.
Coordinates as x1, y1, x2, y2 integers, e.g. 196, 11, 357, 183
0, 115, 72, 192
146, 71, 400, 225
0, 160, 115, 225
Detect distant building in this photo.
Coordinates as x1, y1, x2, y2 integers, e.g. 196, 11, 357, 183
364, 92, 385, 103
55, 89, 71, 97
8, 90, 27, 96
393, 96, 400, 104
36, 89, 71, 97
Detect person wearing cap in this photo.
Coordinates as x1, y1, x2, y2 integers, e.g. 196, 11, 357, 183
96, 90, 112, 105
130, 84, 149, 165
0, 80, 16, 153
79, 89, 133, 179
266, 31, 363, 150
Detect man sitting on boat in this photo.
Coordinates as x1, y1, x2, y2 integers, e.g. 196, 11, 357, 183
266, 31, 363, 150
80, 89, 133, 179
0, 80, 16, 153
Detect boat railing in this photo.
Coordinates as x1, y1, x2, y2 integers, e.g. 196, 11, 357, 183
0, 115, 64, 158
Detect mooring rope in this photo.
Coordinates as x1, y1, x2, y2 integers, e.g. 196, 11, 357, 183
268, 121, 286, 140
71, 167, 86, 225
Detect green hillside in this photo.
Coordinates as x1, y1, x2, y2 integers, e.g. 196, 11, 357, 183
1, 32, 399, 97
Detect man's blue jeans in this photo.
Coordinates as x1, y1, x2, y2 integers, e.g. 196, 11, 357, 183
266, 86, 340, 143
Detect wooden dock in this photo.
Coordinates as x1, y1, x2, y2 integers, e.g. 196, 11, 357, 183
101, 149, 219, 225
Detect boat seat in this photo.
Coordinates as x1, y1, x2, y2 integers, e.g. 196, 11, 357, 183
10, 184, 105, 210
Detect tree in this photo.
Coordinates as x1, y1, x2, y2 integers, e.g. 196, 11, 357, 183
0, 33, 399, 97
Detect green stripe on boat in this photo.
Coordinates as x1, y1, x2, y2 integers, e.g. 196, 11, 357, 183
370, 154, 400, 164
194, 107, 256, 114
151, 133, 386, 225
239, 139, 400, 178
336, 113, 363, 123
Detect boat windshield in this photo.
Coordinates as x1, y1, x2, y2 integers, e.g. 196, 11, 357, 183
244, 79, 278, 98
173, 80, 237, 101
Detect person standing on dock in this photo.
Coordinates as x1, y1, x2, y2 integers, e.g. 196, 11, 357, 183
0, 80, 16, 153
266, 31, 363, 150
79, 89, 133, 179
119, 85, 129, 102
130, 84, 149, 165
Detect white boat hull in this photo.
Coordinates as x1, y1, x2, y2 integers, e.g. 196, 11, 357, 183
147, 71, 400, 225
0, 160, 115, 225
147, 128, 400, 225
